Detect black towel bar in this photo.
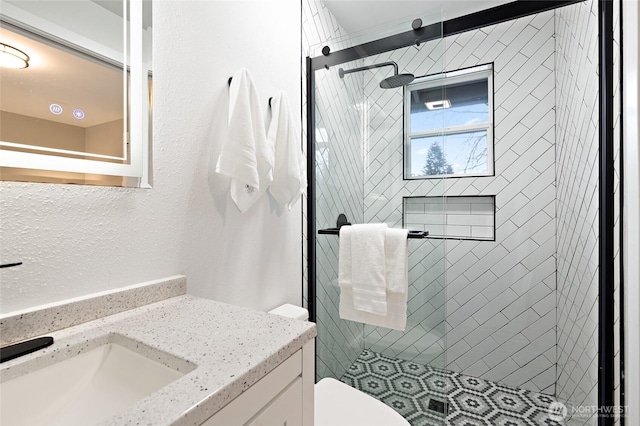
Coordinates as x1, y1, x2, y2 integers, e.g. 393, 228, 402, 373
318, 228, 428, 239
317, 214, 428, 239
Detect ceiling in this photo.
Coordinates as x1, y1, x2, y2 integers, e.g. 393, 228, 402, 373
323, 0, 513, 36
92, 0, 153, 30
1, 0, 510, 134
0, 1, 142, 133
0, 27, 123, 129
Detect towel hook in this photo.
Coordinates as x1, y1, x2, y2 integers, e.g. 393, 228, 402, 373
227, 77, 272, 109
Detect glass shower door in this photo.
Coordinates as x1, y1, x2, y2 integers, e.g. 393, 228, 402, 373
310, 10, 449, 424
313, 55, 367, 381
353, 38, 449, 425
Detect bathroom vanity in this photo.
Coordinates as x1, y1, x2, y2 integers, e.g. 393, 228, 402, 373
0, 276, 316, 425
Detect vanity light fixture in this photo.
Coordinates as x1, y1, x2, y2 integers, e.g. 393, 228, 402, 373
0, 43, 29, 69
425, 100, 451, 110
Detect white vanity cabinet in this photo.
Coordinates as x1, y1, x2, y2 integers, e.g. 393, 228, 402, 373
202, 340, 315, 426
0, 285, 317, 425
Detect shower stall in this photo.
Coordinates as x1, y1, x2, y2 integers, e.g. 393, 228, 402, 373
303, 0, 621, 425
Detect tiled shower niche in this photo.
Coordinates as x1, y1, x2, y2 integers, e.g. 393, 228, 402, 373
403, 196, 496, 241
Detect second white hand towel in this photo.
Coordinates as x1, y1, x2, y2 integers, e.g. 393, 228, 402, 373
268, 92, 307, 210
216, 68, 273, 212
385, 228, 409, 294
339, 225, 409, 331
383, 227, 409, 331
351, 223, 388, 315
338, 225, 353, 289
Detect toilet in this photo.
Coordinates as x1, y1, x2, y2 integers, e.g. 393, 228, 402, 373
269, 305, 410, 426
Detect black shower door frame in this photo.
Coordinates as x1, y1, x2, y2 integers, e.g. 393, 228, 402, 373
305, 1, 617, 424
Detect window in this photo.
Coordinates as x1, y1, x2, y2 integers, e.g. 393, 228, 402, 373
404, 64, 494, 179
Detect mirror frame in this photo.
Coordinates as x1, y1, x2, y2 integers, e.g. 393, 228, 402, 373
0, 0, 151, 187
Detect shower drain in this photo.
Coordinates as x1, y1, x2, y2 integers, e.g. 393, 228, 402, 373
427, 398, 448, 415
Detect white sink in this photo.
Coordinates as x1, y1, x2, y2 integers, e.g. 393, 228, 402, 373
1, 337, 195, 425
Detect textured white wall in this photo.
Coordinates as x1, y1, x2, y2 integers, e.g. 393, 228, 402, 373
0, 0, 302, 314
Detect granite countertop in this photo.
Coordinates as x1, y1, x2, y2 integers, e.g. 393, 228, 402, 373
0, 295, 317, 426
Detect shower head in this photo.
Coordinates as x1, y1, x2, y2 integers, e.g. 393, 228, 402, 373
338, 61, 415, 89
380, 73, 415, 89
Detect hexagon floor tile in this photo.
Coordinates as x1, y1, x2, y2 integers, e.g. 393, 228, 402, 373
340, 350, 565, 426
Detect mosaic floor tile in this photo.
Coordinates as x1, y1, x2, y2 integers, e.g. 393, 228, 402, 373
340, 350, 565, 426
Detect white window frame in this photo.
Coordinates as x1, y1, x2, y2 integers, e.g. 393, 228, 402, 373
404, 63, 494, 180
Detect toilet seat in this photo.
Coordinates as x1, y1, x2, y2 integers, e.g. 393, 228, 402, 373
314, 378, 410, 426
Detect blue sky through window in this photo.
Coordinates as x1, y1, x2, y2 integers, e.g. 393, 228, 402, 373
410, 132, 488, 176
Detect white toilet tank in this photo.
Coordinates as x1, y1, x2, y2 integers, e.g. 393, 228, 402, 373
269, 305, 409, 426
268, 304, 309, 320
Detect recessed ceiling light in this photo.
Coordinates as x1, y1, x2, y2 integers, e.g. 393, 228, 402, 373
73, 109, 85, 119
0, 43, 29, 69
425, 100, 451, 110
50, 104, 63, 115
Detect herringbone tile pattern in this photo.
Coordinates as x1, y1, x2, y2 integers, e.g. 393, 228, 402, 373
555, 2, 600, 424
303, 0, 366, 381
360, 12, 557, 394
304, 2, 611, 413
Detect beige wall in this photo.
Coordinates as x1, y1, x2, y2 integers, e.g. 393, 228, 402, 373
85, 119, 124, 157
84, 118, 125, 186
1, 111, 87, 184
1, 111, 85, 151
0, 112, 124, 186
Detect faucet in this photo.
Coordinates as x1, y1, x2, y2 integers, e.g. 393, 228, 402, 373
0, 262, 23, 268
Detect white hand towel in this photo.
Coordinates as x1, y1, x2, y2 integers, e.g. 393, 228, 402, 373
338, 225, 353, 289
268, 92, 307, 210
385, 228, 409, 294
216, 68, 273, 212
350, 223, 388, 315
339, 289, 408, 331
339, 226, 409, 331
383, 228, 409, 330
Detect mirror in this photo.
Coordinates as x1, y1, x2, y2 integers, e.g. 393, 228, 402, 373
0, 0, 152, 187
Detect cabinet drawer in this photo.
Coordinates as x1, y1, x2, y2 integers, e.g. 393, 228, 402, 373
248, 377, 302, 426
202, 350, 302, 425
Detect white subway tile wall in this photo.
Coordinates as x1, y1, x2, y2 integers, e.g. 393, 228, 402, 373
403, 196, 495, 240
303, 0, 366, 382
362, 11, 557, 394
555, 1, 600, 424
304, 2, 617, 412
